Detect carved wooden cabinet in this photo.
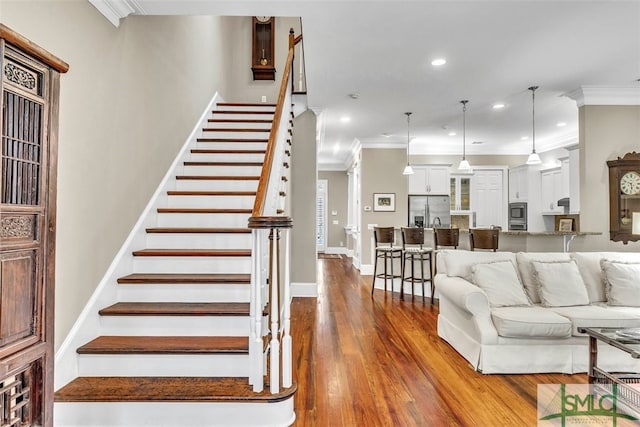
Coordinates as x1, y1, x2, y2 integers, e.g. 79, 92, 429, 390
0, 25, 68, 426
251, 16, 276, 80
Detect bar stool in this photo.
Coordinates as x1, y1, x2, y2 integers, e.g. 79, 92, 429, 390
401, 227, 434, 303
469, 228, 500, 251
433, 227, 460, 276
371, 227, 403, 295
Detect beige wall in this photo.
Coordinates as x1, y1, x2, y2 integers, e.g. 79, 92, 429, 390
2, 2, 234, 349
291, 109, 317, 285
573, 105, 640, 252
318, 171, 348, 250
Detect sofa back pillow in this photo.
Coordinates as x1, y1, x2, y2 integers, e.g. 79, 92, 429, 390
516, 252, 570, 304
571, 252, 640, 303
471, 260, 531, 307
532, 260, 589, 307
443, 250, 517, 282
601, 260, 640, 306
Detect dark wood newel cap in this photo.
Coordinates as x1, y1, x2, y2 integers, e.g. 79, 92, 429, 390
248, 216, 293, 229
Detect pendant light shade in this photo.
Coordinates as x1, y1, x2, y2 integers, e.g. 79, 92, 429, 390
526, 86, 542, 165
458, 100, 471, 171
403, 112, 414, 175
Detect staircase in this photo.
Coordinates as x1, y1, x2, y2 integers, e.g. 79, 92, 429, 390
54, 101, 297, 427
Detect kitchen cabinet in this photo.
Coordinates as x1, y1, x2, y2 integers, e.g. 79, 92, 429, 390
408, 165, 450, 195
450, 174, 472, 211
472, 169, 506, 228
541, 168, 564, 214
508, 166, 529, 202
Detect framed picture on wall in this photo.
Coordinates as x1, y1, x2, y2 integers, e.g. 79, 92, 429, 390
558, 218, 574, 232
373, 193, 395, 212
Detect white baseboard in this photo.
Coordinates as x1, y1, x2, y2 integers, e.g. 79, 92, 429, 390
291, 282, 317, 297
324, 247, 347, 255
360, 264, 374, 275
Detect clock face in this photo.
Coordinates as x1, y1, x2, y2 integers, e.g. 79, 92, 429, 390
620, 171, 640, 195
255, 16, 271, 23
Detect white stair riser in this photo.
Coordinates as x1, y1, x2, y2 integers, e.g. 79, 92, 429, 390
175, 179, 258, 192
205, 121, 272, 130
99, 316, 250, 336
117, 284, 250, 303
181, 165, 263, 176
167, 195, 255, 209
188, 153, 265, 163
216, 104, 275, 112
133, 257, 251, 274
146, 233, 252, 249
210, 112, 275, 121
195, 141, 268, 151
77, 354, 249, 377
200, 131, 269, 140
157, 213, 251, 228
54, 398, 295, 427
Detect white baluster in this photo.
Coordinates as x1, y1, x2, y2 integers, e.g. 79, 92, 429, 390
269, 229, 280, 393
282, 228, 292, 388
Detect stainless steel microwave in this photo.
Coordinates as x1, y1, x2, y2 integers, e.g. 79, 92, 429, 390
509, 202, 527, 230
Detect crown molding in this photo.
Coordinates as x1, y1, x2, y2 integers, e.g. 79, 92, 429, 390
89, 0, 145, 27
564, 85, 640, 107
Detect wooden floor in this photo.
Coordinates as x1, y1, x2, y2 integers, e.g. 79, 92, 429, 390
291, 255, 587, 426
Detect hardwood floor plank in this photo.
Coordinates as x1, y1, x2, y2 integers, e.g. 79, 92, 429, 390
291, 256, 587, 426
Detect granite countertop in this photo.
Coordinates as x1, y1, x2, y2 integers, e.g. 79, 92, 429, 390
418, 228, 601, 236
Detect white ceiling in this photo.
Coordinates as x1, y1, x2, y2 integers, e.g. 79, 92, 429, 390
112, 1, 640, 170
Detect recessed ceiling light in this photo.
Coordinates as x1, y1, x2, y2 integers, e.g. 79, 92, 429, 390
448, 132, 457, 136
333, 143, 340, 154
340, 116, 351, 123
492, 103, 505, 109
431, 58, 446, 66
521, 136, 529, 140
557, 122, 567, 127
382, 133, 391, 138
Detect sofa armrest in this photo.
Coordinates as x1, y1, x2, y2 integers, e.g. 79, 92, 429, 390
435, 274, 498, 344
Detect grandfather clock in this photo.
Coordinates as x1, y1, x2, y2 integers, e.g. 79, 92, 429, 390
0, 24, 68, 426
251, 16, 276, 80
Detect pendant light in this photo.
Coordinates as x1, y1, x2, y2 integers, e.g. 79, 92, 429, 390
458, 100, 471, 171
402, 112, 414, 175
526, 86, 542, 165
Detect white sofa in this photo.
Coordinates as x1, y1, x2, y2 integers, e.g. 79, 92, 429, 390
435, 250, 640, 374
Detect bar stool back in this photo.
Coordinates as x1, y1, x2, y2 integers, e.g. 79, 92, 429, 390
372, 227, 403, 295
401, 227, 434, 303
469, 228, 500, 251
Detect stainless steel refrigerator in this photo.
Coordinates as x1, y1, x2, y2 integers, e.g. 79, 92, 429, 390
408, 195, 451, 228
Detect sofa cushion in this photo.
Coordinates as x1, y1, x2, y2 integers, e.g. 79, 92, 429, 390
550, 305, 640, 336
532, 260, 589, 307
471, 260, 530, 307
443, 250, 517, 282
516, 252, 570, 304
571, 252, 640, 303
491, 307, 572, 338
601, 260, 640, 306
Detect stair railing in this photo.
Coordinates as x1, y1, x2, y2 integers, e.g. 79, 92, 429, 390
248, 29, 297, 394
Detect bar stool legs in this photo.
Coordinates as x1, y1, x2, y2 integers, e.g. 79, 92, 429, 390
401, 250, 434, 303
372, 249, 402, 295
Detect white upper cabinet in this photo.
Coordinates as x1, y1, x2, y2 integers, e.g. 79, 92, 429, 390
408, 165, 450, 194
508, 166, 529, 202
540, 168, 564, 214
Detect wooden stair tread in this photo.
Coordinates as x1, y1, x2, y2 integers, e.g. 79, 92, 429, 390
157, 208, 252, 214
184, 161, 263, 166
132, 249, 251, 257
117, 273, 251, 284
99, 302, 249, 316
166, 191, 256, 196
196, 138, 268, 143
217, 102, 277, 107
145, 227, 252, 233
190, 148, 266, 154
203, 128, 270, 132
175, 175, 259, 180
213, 110, 274, 115
76, 336, 248, 354
54, 377, 296, 403
208, 119, 272, 123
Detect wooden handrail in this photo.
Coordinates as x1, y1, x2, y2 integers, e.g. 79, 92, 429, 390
0, 24, 69, 73
251, 31, 295, 218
